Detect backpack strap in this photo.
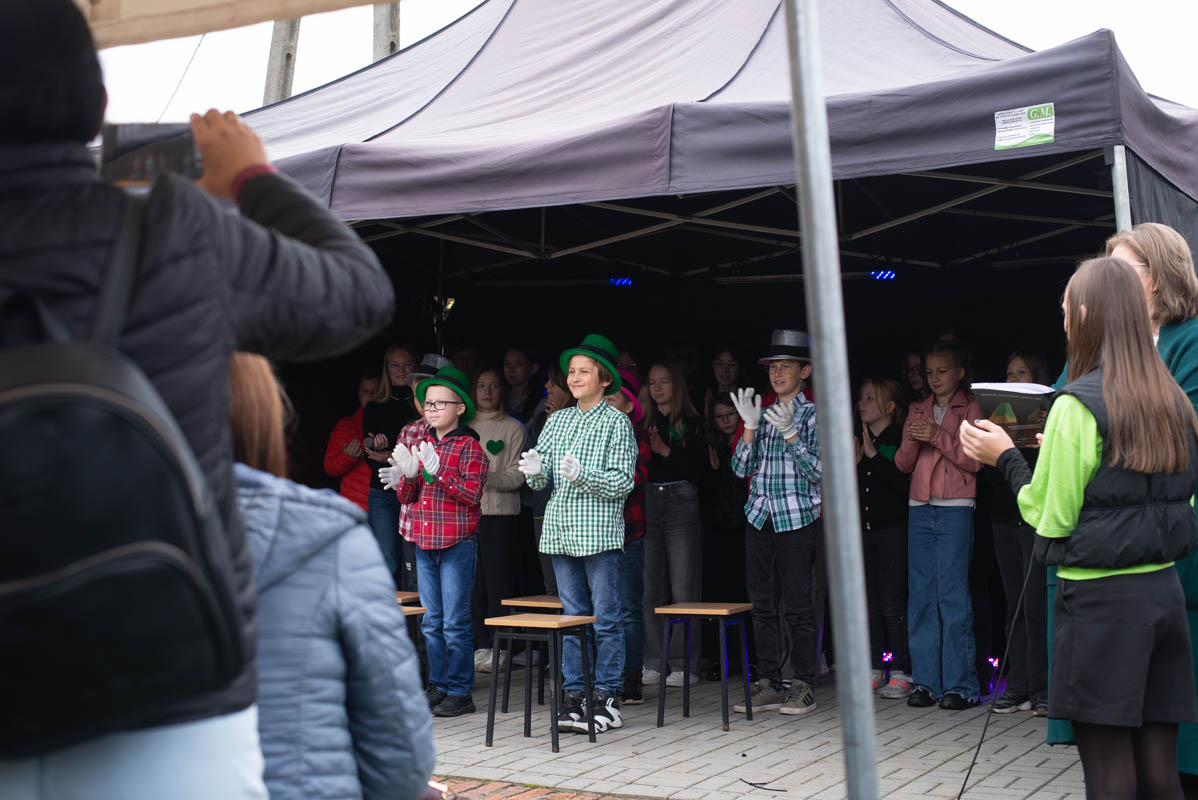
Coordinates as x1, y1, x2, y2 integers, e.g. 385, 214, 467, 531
91, 195, 147, 347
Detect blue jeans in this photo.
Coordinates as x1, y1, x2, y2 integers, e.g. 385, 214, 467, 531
553, 550, 624, 695
0, 706, 266, 799
368, 488, 400, 577
907, 505, 978, 699
416, 535, 477, 697
619, 535, 645, 677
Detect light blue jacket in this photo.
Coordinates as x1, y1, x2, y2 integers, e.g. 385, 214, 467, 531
235, 464, 435, 800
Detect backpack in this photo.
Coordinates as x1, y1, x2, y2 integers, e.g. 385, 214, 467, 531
0, 197, 245, 756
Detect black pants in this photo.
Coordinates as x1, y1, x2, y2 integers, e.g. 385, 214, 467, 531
471, 515, 519, 649
745, 517, 818, 687
701, 521, 757, 669
992, 520, 1047, 703
864, 524, 910, 673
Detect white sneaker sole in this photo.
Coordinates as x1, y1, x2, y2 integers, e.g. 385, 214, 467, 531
735, 701, 780, 713
992, 700, 1032, 714
779, 701, 818, 716
878, 689, 912, 699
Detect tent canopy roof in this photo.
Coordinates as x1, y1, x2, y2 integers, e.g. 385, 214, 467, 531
248, 0, 1198, 222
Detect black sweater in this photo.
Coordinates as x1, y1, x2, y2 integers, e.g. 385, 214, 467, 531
857, 423, 909, 530
647, 414, 708, 486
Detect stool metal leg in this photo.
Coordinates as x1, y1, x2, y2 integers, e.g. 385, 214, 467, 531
548, 631, 560, 753
740, 613, 753, 720
719, 619, 730, 731
501, 631, 514, 714
683, 619, 691, 718
537, 640, 546, 705
656, 618, 672, 727
523, 636, 534, 737
579, 627, 596, 743
485, 631, 503, 747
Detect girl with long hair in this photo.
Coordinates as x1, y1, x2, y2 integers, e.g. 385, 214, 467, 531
963, 257, 1198, 799
362, 343, 421, 578
229, 353, 435, 800
641, 361, 708, 687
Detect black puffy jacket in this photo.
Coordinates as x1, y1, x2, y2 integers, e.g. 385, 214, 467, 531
0, 142, 394, 729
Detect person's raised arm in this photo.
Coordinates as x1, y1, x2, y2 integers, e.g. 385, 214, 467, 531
189, 109, 393, 362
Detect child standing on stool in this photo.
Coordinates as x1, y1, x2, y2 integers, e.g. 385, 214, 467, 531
729, 329, 822, 717
380, 366, 488, 718
519, 335, 637, 734
895, 341, 982, 710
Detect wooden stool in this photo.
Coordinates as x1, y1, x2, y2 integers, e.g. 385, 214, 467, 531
395, 590, 420, 605
654, 602, 754, 731
498, 595, 563, 709
484, 613, 595, 753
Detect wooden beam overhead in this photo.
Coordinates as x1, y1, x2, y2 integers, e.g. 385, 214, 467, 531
78, 0, 376, 49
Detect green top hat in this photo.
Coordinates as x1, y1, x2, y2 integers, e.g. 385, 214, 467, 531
415, 365, 476, 424
559, 333, 623, 396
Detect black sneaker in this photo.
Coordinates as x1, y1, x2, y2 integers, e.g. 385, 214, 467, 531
622, 671, 644, 705
425, 688, 447, 709
432, 694, 475, 717
1032, 701, 1049, 717
907, 687, 936, 708
939, 692, 976, 711
557, 690, 585, 731
992, 692, 1031, 714
574, 692, 622, 733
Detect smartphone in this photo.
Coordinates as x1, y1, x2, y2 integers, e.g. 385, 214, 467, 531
100, 123, 203, 186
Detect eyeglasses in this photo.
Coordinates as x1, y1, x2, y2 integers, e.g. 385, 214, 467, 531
617, 361, 638, 371
712, 360, 738, 369
715, 412, 738, 422
425, 399, 463, 411
767, 362, 797, 374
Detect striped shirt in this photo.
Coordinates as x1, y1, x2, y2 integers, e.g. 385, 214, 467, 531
527, 400, 637, 557
732, 394, 821, 532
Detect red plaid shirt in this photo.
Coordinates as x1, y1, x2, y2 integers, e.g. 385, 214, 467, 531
397, 427, 488, 550
396, 418, 430, 542
623, 427, 651, 542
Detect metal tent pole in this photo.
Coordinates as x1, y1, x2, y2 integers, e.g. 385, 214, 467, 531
263, 18, 301, 105
373, 3, 401, 62
782, 2, 879, 798
1111, 144, 1133, 231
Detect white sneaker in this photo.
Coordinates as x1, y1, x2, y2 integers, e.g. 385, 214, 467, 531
474, 648, 493, 672
878, 670, 913, 699
871, 669, 886, 691
641, 668, 661, 685
666, 671, 699, 687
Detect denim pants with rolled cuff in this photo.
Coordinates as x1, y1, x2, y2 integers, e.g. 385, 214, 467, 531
417, 535, 478, 698
553, 549, 624, 696
642, 481, 702, 675
907, 504, 978, 699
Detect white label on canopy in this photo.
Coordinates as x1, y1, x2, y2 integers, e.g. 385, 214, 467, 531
994, 103, 1055, 150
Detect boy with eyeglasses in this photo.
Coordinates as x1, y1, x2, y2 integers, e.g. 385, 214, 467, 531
379, 366, 488, 717
728, 329, 822, 717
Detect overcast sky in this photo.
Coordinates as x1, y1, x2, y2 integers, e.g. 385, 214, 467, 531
98, 0, 1198, 123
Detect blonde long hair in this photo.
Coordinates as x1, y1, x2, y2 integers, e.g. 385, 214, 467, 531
229, 352, 291, 478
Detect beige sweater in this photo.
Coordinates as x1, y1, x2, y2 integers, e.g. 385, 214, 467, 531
470, 410, 528, 516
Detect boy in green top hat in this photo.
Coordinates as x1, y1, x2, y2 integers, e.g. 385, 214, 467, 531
519, 334, 637, 734
380, 365, 489, 717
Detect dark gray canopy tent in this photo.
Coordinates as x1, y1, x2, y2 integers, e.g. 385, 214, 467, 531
246, 0, 1198, 358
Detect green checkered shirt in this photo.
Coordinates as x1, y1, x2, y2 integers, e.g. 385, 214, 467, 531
731, 395, 822, 532
527, 400, 636, 557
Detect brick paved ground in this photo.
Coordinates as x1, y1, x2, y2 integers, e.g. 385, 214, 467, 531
430, 668, 1087, 800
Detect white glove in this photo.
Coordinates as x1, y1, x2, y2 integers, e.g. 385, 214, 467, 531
560, 451, 581, 482
517, 448, 543, 477
730, 387, 762, 430
378, 459, 402, 491
392, 442, 419, 479
763, 400, 798, 441
417, 441, 440, 477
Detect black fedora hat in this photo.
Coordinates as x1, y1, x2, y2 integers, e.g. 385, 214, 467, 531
758, 329, 811, 364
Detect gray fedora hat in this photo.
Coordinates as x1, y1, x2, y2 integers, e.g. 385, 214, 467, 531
758, 329, 812, 364
405, 353, 454, 388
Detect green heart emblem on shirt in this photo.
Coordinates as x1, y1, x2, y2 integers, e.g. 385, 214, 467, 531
486, 439, 505, 455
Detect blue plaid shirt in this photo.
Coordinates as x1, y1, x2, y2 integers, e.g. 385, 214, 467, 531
731, 395, 821, 531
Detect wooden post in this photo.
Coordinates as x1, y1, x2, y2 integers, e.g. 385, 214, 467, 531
373, 3, 401, 61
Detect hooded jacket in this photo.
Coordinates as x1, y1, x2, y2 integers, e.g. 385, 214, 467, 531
235, 464, 435, 800
0, 144, 393, 728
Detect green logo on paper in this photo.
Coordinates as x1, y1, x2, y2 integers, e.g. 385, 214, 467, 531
1028, 104, 1054, 121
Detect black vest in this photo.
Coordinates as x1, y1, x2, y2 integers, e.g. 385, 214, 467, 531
1048, 369, 1198, 569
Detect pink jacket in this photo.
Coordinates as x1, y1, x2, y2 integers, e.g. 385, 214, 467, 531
895, 390, 982, 502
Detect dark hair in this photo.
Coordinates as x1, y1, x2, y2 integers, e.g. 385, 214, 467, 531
473, 365, 506, 410
503, 346, 542, 422
1066, 256, 1198, 472
1005, 351, 1049, 385
0, 1, 106, 144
